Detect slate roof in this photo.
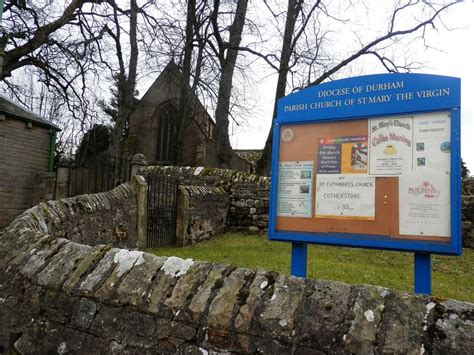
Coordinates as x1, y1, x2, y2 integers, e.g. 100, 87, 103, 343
0, 94, 60, 130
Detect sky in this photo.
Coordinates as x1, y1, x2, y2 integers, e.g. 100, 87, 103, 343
229, 1, 474, 172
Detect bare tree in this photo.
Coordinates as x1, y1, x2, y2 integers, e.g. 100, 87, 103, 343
1, 0, 182, 159
209, 0, 249, 168
1, 73, 106, 159
256, 0, 460, 175
0, 0, 110, 135
173, 0, 197, 164
104, 0, 139, 158
256, 0, 319, 174
0, 0, 105, 78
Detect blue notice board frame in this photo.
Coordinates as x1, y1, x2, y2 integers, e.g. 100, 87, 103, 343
268, 73, 461, 294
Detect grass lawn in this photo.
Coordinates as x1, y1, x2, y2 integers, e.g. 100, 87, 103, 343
148, 232, 474, 303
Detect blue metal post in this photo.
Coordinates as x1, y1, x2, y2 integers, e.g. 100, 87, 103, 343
291, 242, 308, 277
414, 253, 431, 295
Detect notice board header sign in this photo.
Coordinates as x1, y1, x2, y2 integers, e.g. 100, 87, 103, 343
269, 73, 461, 255
277, 73, 460, 122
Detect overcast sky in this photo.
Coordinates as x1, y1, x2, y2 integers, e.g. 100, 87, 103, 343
229, 1, 473, 172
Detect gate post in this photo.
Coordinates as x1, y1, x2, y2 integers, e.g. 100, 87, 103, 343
130, 153, 147, 178
175, 186, 189, 247
132, 175, 148, 250
55, 166, 69, 199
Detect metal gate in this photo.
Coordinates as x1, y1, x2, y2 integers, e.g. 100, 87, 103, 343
146, 175, 179, 247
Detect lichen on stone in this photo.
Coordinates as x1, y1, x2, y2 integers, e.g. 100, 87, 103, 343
161, 256, 194, 277
364, 309, 375, 322
113, 250, 144, 277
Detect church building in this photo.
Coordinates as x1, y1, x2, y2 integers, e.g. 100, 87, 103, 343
126, 61, 253, 172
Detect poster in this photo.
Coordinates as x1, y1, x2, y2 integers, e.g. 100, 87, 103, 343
399, 172, 450, 237
317, 136, 368, 174
368, 116, 413, 175
413, 112, 450, 173
315, 174, 376, 220
277, 161, 314, 217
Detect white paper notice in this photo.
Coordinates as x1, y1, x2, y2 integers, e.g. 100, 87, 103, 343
277, 161, 314, 217
315, 174, 376, 220
369, 116, 413, 175
413, 112, 450, 173
399, 172, 450, 237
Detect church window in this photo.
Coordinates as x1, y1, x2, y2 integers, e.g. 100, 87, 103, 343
156, 103, 177, 163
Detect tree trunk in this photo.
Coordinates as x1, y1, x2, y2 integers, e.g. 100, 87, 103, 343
256, 0, 302, 176
173, 0, 195, 165
213, 0, 248, 169
109, 0, 138, 159
214, 61, 235, 168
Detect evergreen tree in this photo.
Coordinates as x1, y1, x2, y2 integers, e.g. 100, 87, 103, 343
75, 124, 111, 164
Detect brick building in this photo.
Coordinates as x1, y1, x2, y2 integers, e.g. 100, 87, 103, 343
126, 61, 252, 172
0, 95, 59, 227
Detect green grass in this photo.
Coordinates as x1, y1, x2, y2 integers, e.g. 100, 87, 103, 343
148, 232, 474, 302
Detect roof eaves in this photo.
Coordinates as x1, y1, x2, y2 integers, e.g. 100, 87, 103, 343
0, 95, 61, 131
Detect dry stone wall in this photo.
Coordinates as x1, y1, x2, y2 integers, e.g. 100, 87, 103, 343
144, 166, 474, 247
229, 182, 270, 232
1, 183, 473, 353
176, 185, 229, 246
142, 165, 270, 232
141, 165, 267, 187
7, 183, 139, 250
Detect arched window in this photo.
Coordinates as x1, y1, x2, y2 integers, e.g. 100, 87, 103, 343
156, 103, 177, 163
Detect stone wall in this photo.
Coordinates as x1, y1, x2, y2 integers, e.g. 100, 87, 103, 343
1, 196, 473, 353
6, 182, 141, 250
0, 117, 52, 228
141, 165, 267, 187
47, 184, 139, 249
176, 185, 229, 246
142, 165, 269, 232
143, 165, 474, 246
229, 182, 270, 232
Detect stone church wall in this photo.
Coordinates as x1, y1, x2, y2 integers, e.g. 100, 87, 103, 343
127, 62, 218, 168
1, 185, 473, 353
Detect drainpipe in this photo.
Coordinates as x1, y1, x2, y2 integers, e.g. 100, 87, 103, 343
48, 129, 56, 172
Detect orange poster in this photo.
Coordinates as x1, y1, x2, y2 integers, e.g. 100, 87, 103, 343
317, 136, 368, 174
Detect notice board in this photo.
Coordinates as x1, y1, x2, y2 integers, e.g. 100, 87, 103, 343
269, 73, 461, 255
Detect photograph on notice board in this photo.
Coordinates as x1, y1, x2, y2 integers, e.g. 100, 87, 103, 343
317, 136, 368, 174
368, 116, 413, 175
277, 161, 314, 217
